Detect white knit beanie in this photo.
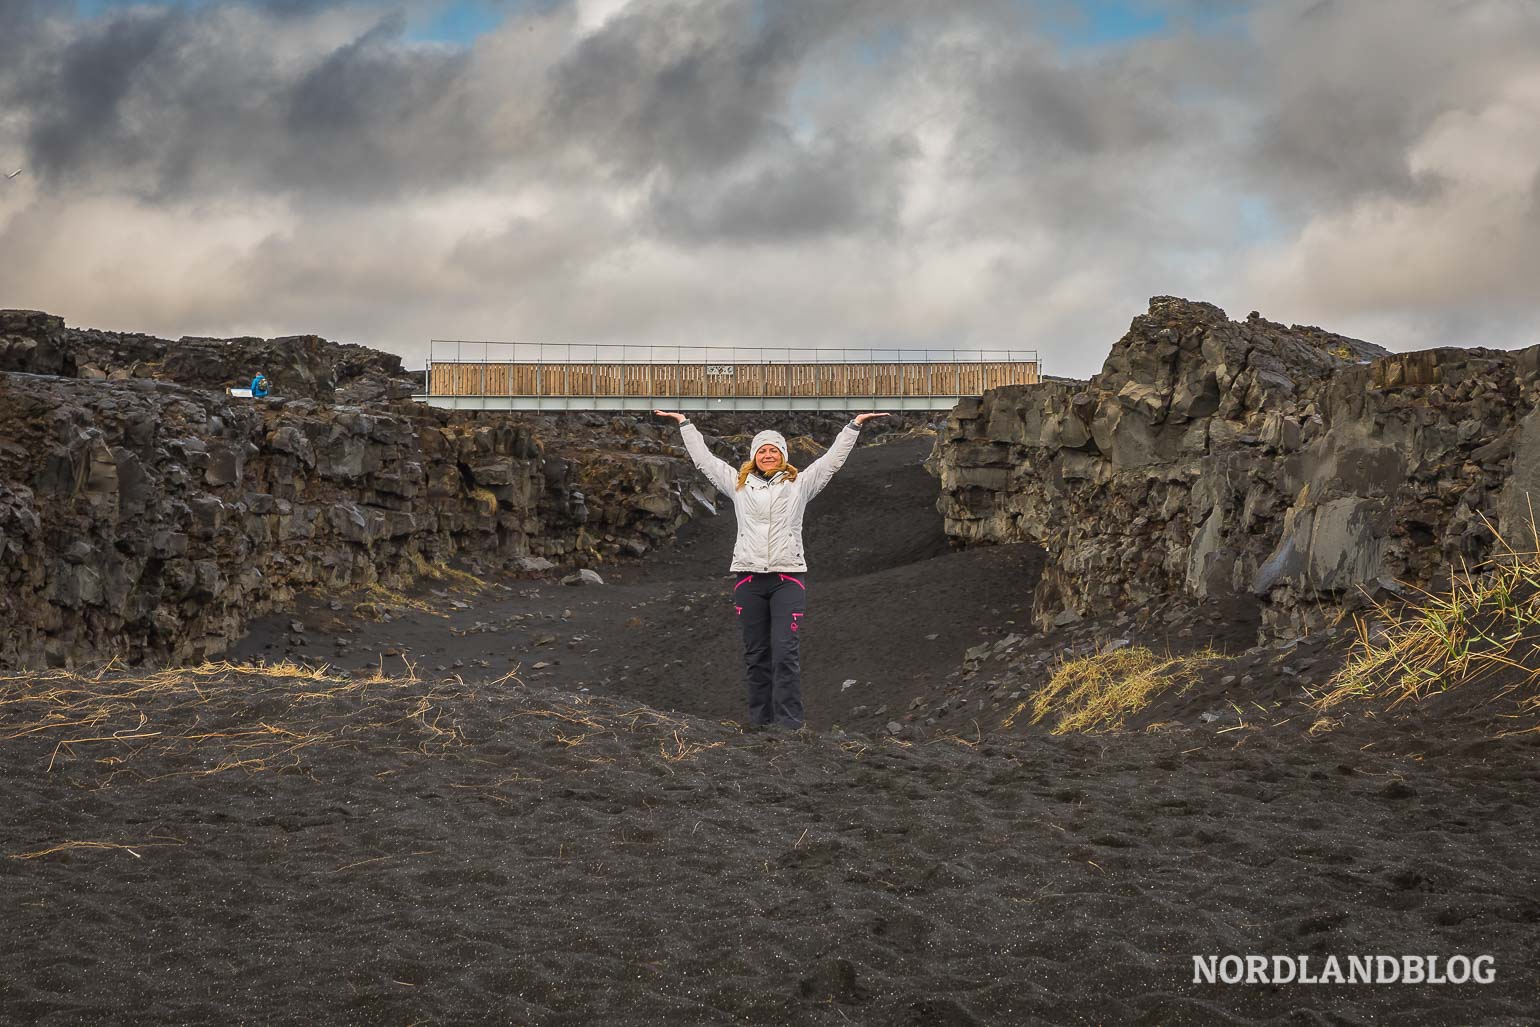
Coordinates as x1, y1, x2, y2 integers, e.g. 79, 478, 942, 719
749, 429, 788, 461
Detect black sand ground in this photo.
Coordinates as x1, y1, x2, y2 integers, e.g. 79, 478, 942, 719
5, 430, 1540, 1024
229, 431, 1047, 731
4, 664, 1538, 1025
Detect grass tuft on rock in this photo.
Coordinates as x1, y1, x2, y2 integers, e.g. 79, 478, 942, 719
407, 551, 486, 590
1313, 535, 1540, 727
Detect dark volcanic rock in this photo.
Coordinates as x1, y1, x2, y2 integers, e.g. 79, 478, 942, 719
930, 296, 1540, 638
0, 308, 416, 402
0, 373, 538, 668
0, 310, 920, 670
0, 315, 715, 669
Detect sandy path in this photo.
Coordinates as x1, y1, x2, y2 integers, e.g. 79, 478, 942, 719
10, 429, 1533, 1024
229, 433, 1044, 730
3, 669, 1536, 1025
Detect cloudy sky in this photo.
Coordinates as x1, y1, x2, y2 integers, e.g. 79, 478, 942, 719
1, 0, 1537, 376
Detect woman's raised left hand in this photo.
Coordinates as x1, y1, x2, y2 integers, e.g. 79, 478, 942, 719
853, 412, 890, 425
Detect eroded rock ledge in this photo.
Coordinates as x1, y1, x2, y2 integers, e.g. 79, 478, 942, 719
0, 310, 919, 669
0, 312, 696, 669
931, 296, 1540, 638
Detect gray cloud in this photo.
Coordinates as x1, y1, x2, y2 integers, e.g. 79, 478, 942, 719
975, 50, 1176, 161
0, 0, 1537, 378
1243, 0, 1540, 214
8, 4, 491, 199
938, 38, 1215, 244
0, 0, 49, 66
22, 8, 182, 187
279, 16, 481, 197
542, 0, 797, 178
257, 0, 351, 14
645, 132, 915, 243
538, 0, 958, 180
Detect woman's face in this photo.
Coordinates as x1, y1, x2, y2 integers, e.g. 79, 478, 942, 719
755, 443, 783, 472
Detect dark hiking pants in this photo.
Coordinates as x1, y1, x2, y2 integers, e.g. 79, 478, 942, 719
733, 572, 807, 728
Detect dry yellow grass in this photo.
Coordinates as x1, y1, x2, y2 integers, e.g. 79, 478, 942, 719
351, 582, 446, 619
407, 551, 486, 591
344, 552, 487, 620
3, 660, 747, 864
0, 660, 703, 777
10, 837, 185, 861
1311, 525, 1540, 731
469, 487, 499, 517
0, 658, 470, 782
659, 729, 726, 763
1009, 644, 1222, 734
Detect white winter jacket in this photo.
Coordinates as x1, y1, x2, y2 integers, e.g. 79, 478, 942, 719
679, 421, 861, 573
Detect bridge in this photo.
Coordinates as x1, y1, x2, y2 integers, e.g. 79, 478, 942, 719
412, 341, 1041, 411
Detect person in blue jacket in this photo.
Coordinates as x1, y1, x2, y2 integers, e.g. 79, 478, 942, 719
654, 409, 888, 729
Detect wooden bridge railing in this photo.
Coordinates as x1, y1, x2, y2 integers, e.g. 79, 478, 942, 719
426, 358, 1039, 398
416, 342, 1040, 407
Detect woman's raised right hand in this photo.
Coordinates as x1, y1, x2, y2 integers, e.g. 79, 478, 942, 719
653, 409, 686, 423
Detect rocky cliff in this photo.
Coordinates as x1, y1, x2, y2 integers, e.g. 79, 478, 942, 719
0, 309, 423, 404
0, 370, 595, 669
0, 311, 918, 670
931, 297, 1540, 637
0, 313, 676, 669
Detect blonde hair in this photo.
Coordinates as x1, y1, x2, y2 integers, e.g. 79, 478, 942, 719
736, 457, 799, 490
